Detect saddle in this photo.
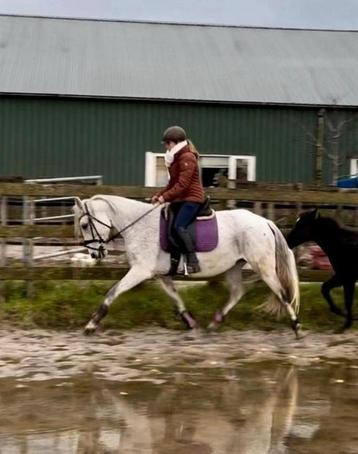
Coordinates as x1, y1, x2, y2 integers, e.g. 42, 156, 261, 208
160, 198, 218, 253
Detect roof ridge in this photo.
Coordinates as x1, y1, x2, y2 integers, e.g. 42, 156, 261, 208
1, 13, 358, 33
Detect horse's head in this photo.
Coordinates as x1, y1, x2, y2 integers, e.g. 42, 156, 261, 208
286, 209, 319, 249
73, 197, 114, 260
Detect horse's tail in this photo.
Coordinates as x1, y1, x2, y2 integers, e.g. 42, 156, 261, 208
259, 221, 300, 319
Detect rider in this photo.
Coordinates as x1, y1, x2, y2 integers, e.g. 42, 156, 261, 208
151, 126, 206, 275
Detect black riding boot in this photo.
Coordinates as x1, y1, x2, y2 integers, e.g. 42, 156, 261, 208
177, 227, 201, 274
166, 250, 181, 276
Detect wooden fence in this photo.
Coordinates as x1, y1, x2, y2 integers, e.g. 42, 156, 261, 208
0, 182, 357, 283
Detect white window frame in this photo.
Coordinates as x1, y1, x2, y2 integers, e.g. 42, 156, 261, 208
145, 152, 256, 186
145, 152, 162, 187
350, 158, 358, 176
228, 155, 256, 181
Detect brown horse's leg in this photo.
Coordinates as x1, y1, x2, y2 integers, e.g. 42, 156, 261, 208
339, 280, 356, 332
321, 275, 345, 317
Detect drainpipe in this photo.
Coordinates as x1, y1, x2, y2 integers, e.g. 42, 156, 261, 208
315, 108, 325, 186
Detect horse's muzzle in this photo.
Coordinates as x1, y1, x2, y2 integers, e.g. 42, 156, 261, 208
86, 244, 107, 260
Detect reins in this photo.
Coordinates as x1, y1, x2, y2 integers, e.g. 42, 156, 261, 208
80, 201, 161, 254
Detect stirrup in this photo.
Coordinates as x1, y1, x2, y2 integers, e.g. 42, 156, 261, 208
184, 261, 201, 275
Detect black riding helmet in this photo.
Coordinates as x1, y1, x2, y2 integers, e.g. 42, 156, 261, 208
162, 126, 187, 143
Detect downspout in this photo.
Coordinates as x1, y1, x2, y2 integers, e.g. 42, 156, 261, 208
314, 108, 325, 186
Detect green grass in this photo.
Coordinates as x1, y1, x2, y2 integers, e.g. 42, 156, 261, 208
0, 280, 353, 332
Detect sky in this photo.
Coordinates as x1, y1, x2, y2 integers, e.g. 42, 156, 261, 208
0, 0, 358, 30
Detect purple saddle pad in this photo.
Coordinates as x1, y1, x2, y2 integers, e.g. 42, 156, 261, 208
160, 211, 218, 252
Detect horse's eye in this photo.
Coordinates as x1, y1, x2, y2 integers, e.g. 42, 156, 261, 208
81, 223, 88, 230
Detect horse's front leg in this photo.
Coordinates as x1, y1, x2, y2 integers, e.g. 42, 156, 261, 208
84, 266, 154, 334
321, 275, 345, 317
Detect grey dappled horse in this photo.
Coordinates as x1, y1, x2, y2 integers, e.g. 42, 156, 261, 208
73, 195, 301, 336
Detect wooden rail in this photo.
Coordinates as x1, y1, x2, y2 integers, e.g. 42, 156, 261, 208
0, 183, 356, 285
0, 182, 357, 203
0, 225, 74, 238
0, 266, 330, 282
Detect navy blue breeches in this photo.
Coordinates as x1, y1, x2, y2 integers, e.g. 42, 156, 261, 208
173, 202, 201, 231
167, 201, 202, 254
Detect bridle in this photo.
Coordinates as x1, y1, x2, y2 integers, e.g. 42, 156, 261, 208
79, 203, 113, 258
79, 201, 160, 258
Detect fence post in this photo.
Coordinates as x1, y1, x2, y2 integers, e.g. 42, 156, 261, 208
0, 196, 7, 303
23, 196, 35, 297
253, 201, 263, 216
267, 202, 275, 221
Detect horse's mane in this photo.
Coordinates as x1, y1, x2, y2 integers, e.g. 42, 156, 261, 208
91, 195, 120, 215
318, 215, 358, 234
73, 195, 150, 238
317, 216, 340, 228
92, 195, 149, 211
316, 216, 358, 240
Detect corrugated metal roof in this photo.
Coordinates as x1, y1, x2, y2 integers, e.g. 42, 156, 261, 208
0, 15, 358, 106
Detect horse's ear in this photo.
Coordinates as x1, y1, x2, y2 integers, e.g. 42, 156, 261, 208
73, 198, 84, 239
73, 197, 84, 212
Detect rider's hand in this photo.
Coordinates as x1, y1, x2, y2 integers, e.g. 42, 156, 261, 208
158, 195, 165, 204
151, 195, 159, 204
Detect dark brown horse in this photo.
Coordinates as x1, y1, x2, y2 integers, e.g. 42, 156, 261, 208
286, 209, 358, 331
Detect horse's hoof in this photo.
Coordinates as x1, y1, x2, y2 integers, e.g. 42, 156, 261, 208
180, 311, 197, 330
83, 321, 97, 335
294, 324, 306, 340
208, 310, 224, 330
334, 325, 350, 334
333, 327, 345, 334
83, 327, 96, 336
207, 321, 218, 331
183, 327, 201, 340
292, 321, 303, 340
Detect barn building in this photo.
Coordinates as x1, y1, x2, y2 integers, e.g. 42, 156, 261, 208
0, 14, 357, 186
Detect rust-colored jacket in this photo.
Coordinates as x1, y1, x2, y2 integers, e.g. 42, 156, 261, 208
157, 145, 205, 203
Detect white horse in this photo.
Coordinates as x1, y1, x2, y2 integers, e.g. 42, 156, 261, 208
73, 195, 301, 336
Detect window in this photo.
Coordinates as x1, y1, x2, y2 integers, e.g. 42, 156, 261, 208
145, 152, 256, 187
350, 158, 358, 176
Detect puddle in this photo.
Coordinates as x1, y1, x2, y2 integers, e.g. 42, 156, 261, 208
0, 328, 358, 453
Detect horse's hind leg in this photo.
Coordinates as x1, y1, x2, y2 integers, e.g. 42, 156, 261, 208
321, 275, 345, 317
159, 276, 197, 329
337, 280, 355, 332
260, 272, 302, 338
208, 262, 245, 330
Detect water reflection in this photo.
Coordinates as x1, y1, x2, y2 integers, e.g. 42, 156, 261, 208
1, 363, 357, 453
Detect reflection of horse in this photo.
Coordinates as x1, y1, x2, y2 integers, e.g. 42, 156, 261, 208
287, 209, 358, 331
73, 195, 300, 335
145, 366, 298, 454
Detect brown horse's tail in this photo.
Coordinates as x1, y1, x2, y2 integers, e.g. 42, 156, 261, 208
259, 221, 300, 319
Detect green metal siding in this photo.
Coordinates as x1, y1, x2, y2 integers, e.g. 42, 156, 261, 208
0, 96, 356, 185
322, 109, 358, 182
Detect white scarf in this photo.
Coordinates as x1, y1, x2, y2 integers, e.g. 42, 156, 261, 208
164, 140, 188, 167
